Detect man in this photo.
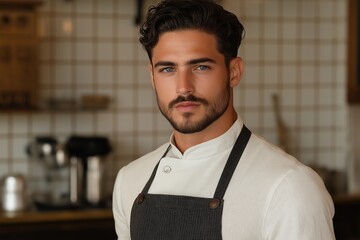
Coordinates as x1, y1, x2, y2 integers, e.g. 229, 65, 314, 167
112, 0, 335, 239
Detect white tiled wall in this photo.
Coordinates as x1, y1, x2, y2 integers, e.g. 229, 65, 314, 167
0, 0, 352, 196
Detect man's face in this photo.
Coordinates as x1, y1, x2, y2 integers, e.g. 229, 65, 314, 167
149, 30, 232, 134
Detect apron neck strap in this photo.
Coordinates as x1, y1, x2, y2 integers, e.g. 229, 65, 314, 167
213, 125, 251, 199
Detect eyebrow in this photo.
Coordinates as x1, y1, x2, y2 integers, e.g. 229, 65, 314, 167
153, 58, 216, 68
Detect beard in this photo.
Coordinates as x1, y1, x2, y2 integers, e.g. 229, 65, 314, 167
156, 82, 231, 134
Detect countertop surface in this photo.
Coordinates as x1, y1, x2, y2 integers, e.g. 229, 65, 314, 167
0, 208, 113, 224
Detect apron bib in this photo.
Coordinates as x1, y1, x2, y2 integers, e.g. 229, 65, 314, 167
130, 125, 251, 240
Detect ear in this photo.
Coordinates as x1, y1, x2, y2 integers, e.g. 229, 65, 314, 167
149, 63, 155, 89
229, 57, 244, 88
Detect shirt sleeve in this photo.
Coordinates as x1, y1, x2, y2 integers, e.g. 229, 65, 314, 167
262, 166, 335, 240
112, 168, 131, 240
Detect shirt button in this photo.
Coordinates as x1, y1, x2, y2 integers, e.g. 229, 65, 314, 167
163, 165, 171, 173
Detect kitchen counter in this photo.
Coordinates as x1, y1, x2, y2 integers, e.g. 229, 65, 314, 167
0, 208, 113, 224
0, 208, 116, 240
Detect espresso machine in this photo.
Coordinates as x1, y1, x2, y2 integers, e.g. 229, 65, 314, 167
27, 135, 112, 210
65, 136, 112, 207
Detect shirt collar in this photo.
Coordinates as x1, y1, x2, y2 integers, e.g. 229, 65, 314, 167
168, 117, 244, 160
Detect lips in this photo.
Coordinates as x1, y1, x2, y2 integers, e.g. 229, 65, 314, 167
175, 101, 200, 111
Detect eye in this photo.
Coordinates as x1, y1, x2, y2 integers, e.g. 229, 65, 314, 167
159, 67, 175, 73
196, 65, 210, 71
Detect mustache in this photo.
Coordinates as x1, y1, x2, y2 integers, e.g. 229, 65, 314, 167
169, 95, 208, 108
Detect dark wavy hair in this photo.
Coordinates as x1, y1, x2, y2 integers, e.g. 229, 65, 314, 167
139, 0, 245, 66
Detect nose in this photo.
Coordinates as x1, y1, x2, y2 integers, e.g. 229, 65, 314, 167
176, 69, 194, 95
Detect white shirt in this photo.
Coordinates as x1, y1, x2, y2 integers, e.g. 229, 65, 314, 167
113, 118, 335, 239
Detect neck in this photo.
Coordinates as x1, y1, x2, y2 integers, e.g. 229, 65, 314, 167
173, 108, 238, 153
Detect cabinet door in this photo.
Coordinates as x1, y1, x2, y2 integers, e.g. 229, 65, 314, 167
348, 0, 360, 103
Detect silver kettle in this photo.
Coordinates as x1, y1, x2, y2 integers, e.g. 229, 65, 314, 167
0, 174, 27, 212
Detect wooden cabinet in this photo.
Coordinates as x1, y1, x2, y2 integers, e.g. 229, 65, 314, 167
0, 209, 117, 240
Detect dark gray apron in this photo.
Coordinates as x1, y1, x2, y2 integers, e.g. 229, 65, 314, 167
130, 125, 251, 240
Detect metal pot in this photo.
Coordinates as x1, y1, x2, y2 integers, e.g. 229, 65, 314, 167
0, 174, 27, 212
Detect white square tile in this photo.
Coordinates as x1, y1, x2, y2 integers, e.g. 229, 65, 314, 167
318, 88, 334, 105
319, 22, 335, 40
281, 43, 297, 61
75, 0, 94, 14
281, 89, 297, 107
76, 42, 94, 61
137, 88, 156, 109
264, 1, 280, 18
243, 2, 261, 18
39, 64, 51, 88
0, 138, 9, 159
300, 65, 316, 84
117, 18, 136, 38
318, 131, 334, 148
95, 112, 114, 134
137, 135, 157, 156
264, 43, 279, 61
116, 64, 134, 85
116, 135, 135, 157
243, 111, 260, 128
244, 43, 261, 62
281, 65, 297, 85
282, 1, 299, 18
116, 88, 134, 109
136, 44, 149, 62
263, 65, 279, 85
264, 21, 279, 40
0, 114, 10, 135
31, 114, 51, 134
263, 88, 278, 108
54, 0, 73, 13
244, 65, 261, 85
118, 42, 135, 61
97, 42, 114, 61
12, 114, 29, 134
300, 110, 315, 127
318, 65, 333, 84
282, 22, 298, 40
319, 1, 335, 18
54, 64, 72, 86
11, 137, 29, 159
76, 64, 94, 85
117, 0, 135, 15
301, 1, 316, 18
74, 113, 94, 134
138, 112, 154, 132
244, 88, 261, 108
96, 18, 113, 38
55, 16, 74, 38
97, 0, 114, 14
300, 88, 315, 106
301, 22, 316, 40
54, 113, 73, 134
137, 65, 152, 86
263, 110, 276, 128
116, 113, 135, 132
300, 129, 315, 148
318, 109, 334, 128
242, 20, 261, 40
300, 43, 316, 61
156, 113, 171, 132
96, 64, 114, 85
0, 163, 9, 176
11, 162, 29, 176
55, 41, 72, 60
75, 17, 94, 38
